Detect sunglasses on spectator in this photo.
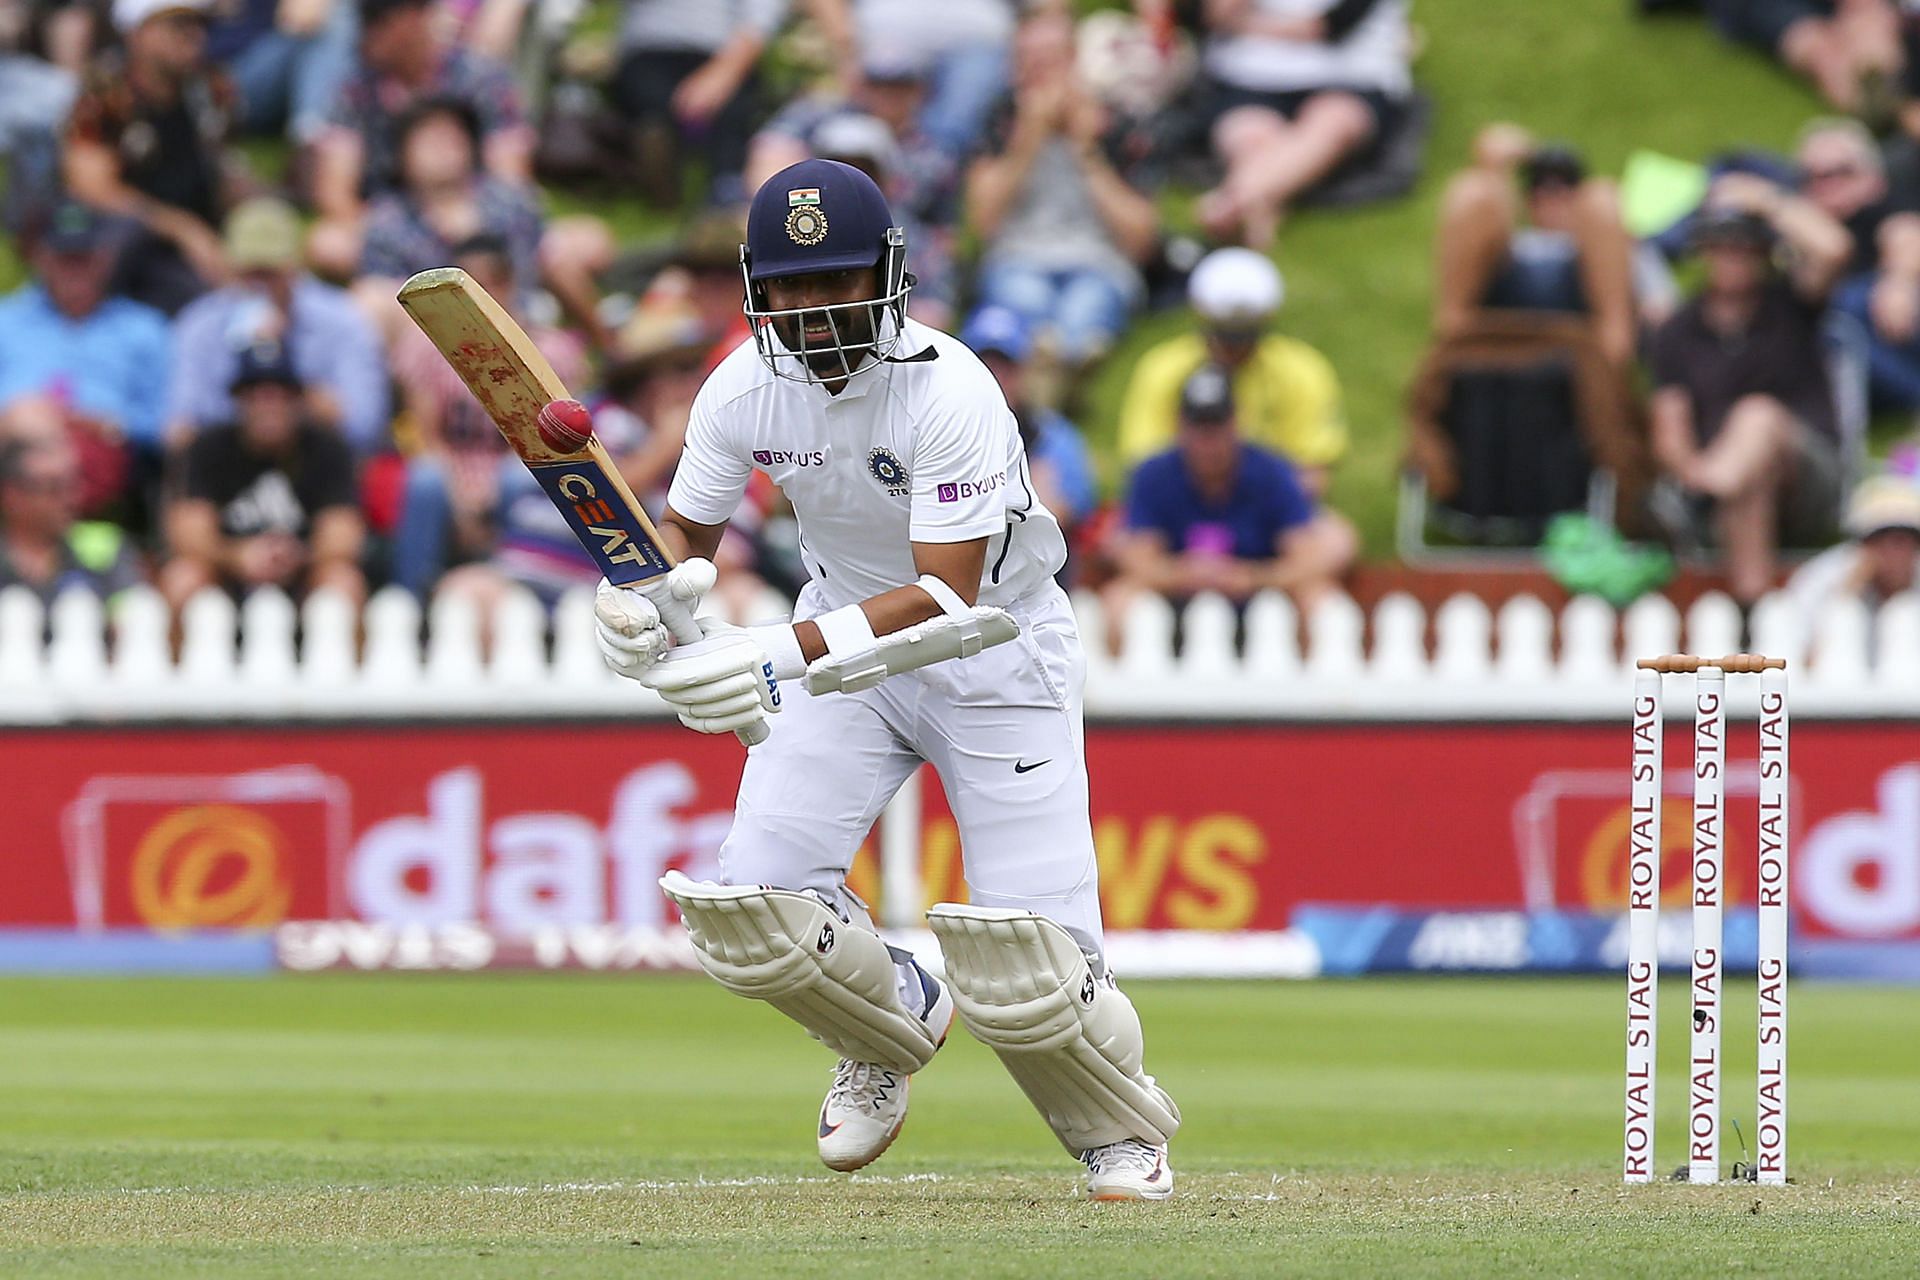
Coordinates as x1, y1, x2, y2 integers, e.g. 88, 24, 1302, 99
1804, 163, 1863, 184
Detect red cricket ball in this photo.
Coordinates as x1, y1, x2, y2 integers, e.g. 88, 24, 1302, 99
537, 399, 595, 453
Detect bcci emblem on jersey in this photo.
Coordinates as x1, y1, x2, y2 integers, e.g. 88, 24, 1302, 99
867, 447, 910, 497
786, 187, 828, 246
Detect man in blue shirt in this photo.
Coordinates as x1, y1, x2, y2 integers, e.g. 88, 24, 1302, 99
0, 201, 173, 494
1109, 363, 1355, 627
166, 198, 390, 454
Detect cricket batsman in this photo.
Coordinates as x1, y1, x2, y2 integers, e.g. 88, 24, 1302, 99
581, 159, 1178, 1201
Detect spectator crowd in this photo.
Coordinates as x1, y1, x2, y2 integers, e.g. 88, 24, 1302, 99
0, 0, 1917, 654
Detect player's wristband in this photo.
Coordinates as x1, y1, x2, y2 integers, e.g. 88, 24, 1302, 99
814, 603, 879, 658
748, 622, 808, 682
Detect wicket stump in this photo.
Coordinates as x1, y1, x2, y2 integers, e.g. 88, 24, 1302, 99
1624, 655, 1789, 1186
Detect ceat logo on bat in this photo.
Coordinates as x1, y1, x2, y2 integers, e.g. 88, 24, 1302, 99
534, 463, 670, 577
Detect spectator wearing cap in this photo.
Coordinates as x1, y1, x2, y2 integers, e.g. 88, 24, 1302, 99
0, 434, 146, 606
205, 0, 356, 145
1784, 472, 1920, 658
1647, 183, 1853, 606
1790, 119, 1920, 411
387, 234, 587, 599
1430, 124, 1637, 374
961, 304, 1097, 577
966, 8, 1159, 370
611, 0, 788, 208
63, 0, 238, 314
746, 51, 962, 317
352, 97, 611, 350
1108, 363, 1355, 634
167, 197, 389, 454
0, 201, 172, 507
1118, 248, 1347, 502
810, 0, 1013, 161
1193, 0, 1413, 249
307, 0, 532, 275
160, 337, 364, 609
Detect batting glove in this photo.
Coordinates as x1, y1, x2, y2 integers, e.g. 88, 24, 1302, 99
641, 620, 782, 735
593, 558, 717, 679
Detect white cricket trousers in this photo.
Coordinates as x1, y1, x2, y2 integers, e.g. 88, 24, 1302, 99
718, 580, 1107, 961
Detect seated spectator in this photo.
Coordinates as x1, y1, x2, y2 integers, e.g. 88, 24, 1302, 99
611, 0, 785, 209
0, 201, 171, 510
1648, 192, 1853, 605
1118, 249, 1347, 502
160, 338, 365, 608
1791, 118, 1920, 411
1106, 363, 1356, 634
207, 0, 356, 146
1784, 472, 1920, 656
812, 0, 1014, 161
966, 8, 1159, 370
1431, 125, 1638, 374
388, 235, 587, 598
1193, 0, 1413, 249
960, 304, 1097, 574
0, 5, 78, 229
752, 45, 963, 226
63, 0, 238, 314
353, 97, 612, 349
0, 435, 145, 606
308, 0, 532, 273
167, 197, 390, 455
1705, 0, 1903, 119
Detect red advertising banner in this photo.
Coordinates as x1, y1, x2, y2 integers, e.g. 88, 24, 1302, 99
3, 721, 1917, 942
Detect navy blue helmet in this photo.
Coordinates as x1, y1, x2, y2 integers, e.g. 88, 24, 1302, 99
741, 158, 913, 383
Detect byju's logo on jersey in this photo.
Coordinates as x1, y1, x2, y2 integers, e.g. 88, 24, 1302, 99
936, 472, 1007, 504
752, 448, 827, 468
867, 447, 910, 497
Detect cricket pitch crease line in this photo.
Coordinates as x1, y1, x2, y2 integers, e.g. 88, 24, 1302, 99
106, 1173, 952, 1197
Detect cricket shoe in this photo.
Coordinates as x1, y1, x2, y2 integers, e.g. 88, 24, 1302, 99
1081, 1138, 1174, 1201
817, 966, 955, 1172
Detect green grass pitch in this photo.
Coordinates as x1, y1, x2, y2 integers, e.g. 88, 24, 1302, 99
2, 973, 1917, 1276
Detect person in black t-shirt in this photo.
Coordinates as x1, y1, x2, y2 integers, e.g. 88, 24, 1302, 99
159, 338, 365, 610
62, 0, 238, 315
1648, 188, 1853, 605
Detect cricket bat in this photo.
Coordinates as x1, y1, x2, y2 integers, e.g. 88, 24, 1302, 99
396, 267, 767, 746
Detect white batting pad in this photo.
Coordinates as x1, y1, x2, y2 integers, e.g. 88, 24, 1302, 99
927, 903, 1180, 1153
804, 607, 1020, 695
661, 871, 941, 1073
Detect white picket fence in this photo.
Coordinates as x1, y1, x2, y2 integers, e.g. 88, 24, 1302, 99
2, 582, 1917, 724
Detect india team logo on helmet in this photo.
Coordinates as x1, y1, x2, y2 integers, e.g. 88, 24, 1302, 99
785, 188, 829, 246
740, 159, 914, 384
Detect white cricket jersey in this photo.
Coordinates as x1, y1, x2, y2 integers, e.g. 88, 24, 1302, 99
668, 318, 1068, 611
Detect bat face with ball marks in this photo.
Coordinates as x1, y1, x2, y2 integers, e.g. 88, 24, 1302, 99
394, 266, 671, 589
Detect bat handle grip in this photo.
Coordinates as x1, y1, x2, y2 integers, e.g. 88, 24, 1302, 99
642, 581, 770, 748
